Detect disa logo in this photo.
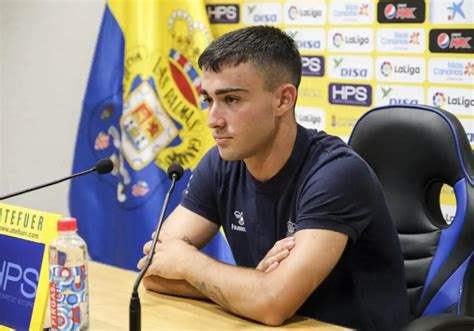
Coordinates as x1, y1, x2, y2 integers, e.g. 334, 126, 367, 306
244, 3, 281, 24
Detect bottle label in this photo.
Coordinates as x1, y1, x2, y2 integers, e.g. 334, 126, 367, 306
49, 265, 88, 330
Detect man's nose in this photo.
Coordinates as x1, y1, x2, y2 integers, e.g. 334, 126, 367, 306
207, 104, 226, 129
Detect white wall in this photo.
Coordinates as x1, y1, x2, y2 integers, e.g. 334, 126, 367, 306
0, 0, 104, 216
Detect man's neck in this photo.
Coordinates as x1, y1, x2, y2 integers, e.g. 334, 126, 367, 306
244, 122, 298, 182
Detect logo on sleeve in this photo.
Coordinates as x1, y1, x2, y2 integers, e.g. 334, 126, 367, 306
231, 210, 246, 232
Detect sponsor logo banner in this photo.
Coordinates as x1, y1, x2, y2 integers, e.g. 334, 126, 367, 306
459, 118, 474, 145
243, 2, 281, 25
206, 4, 240, 24
284, 2, 326, 25
329, 83, 372, 107
429, 29, 474, 54
329, 1, 374, 25
301, 55, 325, 77
286, 28, 326, 51
427, 87, 474, 116
328, 28, 374, 53
428, 58, 474, 85
328, 55, 373, 80
430, 0, 474, 25
299, 85, 324, 101
377, 0, 426, 23
375, 84, 425, 106
295, 106, 325, 130
376, 56, 426, 83
376, 28, 425, 53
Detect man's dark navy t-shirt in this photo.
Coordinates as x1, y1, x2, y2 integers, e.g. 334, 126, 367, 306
181, 125, 409, 330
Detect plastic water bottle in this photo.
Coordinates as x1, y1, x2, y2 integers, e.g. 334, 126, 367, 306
49, 217, 89, 330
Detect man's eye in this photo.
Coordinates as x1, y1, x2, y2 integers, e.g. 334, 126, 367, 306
225, 96, 238, 104
201, 96, 212, 104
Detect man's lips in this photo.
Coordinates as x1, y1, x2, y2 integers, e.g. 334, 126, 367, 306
214, 136, 232, 144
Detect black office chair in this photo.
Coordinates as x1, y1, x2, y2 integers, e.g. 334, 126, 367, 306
349, 105, 474, 330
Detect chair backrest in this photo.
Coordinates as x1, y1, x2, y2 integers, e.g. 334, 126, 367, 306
349, 105, 474, 318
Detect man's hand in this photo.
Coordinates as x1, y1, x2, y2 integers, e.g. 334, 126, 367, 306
139, 238, 198, 280
256, 236, 295, 273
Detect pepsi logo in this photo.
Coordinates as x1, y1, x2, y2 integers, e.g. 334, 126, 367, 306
437, 33, 450, 49
384, 4, 397, 19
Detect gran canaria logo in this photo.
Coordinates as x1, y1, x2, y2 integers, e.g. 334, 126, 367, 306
93, 9, 214, 205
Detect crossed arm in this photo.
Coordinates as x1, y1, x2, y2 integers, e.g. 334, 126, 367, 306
139, 205, 348, 326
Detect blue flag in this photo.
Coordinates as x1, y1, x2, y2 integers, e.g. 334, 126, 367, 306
69, 1, 234, 270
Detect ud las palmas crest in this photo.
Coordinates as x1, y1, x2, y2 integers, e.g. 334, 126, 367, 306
92, 9, 214, 207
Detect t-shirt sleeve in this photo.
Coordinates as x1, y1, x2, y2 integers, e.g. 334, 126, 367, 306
296, 153, 375, 244
180, 148, 220, 225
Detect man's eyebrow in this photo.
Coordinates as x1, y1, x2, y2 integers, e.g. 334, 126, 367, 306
200, 88, 249, 96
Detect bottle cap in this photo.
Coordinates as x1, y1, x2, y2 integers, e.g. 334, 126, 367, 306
57, 217, 77, 231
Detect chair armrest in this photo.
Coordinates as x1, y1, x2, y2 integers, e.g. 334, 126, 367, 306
402, 314, 474, 331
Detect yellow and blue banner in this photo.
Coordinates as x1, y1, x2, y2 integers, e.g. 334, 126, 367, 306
70, 0, 234, 270
0, 203, 61, 330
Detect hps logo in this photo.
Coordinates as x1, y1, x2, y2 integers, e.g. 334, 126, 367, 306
301, 56, 324, 77
329, 83, 372, 107
206, 4, 240, 24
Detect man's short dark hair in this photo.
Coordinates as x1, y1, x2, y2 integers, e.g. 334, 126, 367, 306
198, 26, 302, 91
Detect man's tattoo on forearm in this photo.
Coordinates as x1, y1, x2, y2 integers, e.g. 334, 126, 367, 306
194, 281, 231, 310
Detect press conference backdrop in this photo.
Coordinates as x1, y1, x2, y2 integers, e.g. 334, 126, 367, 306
204, 0, 473, 225
1, 1, 472, 269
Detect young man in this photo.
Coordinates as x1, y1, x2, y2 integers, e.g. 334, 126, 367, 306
138, 26, 409, 330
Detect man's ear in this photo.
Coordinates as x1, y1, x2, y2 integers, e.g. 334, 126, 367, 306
274, 83, 297, 117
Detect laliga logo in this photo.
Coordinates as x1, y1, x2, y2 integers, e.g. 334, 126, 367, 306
333, 33, 344, 48
381, 61, 393, 77
384, 3, 416, 20
288, 6, 298, 20
433, 92, 446, 107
